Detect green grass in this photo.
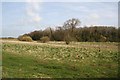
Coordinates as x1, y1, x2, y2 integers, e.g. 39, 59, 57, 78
2, 41, 118, 78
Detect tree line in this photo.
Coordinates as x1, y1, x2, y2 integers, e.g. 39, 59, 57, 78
18, 18, 119, 43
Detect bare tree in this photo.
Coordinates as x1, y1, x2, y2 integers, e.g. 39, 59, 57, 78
63, 18, 80, 33
49, 27, 55, 41
62, 18, 81, 44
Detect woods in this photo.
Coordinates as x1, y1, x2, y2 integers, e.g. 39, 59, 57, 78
18, 18, 119, 43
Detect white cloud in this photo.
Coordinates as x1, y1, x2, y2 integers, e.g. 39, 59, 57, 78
89, 13, 100, 19
83, 13, 100, 25
26, 0, 42, 23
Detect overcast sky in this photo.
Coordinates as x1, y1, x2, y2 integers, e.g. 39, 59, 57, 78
1, 0, 119, 37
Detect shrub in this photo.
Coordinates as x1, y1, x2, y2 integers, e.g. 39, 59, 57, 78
100, 35, 107, 42
40, 36, 50, 43
18, 35, 33, 42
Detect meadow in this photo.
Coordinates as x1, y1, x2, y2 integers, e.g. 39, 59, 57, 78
1, 40, 118, 78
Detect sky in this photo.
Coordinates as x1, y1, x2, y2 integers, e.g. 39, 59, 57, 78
1, 0, 119, 37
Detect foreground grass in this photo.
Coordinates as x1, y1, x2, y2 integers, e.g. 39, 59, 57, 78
2, 41, 118, 78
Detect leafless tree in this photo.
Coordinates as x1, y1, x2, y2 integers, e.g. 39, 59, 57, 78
62, 18, 81, 44
63, 18, 80, 33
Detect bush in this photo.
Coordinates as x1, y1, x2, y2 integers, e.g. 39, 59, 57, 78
40, 36, 50, 43
100, 35, 107, 42
18, 35, 33, 42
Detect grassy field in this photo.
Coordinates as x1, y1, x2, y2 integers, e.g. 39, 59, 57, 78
1, 40, 118, 78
